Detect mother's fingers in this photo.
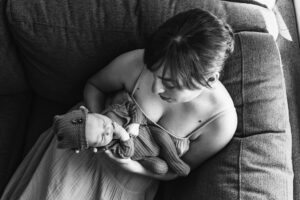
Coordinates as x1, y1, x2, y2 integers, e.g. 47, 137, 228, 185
104, 150, 131, 164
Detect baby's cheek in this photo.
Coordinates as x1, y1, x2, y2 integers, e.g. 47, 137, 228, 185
85, 129, 97, 145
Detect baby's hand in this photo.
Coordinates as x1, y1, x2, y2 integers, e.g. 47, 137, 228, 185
126, 123, 140, 137
113, 122, 130, 141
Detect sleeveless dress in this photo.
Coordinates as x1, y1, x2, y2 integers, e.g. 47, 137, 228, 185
1, 66, 234, 200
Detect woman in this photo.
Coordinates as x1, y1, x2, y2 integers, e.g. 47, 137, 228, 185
1, 6, 236, 200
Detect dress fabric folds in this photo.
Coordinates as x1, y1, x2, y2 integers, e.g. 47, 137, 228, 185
1, 126, 158, 200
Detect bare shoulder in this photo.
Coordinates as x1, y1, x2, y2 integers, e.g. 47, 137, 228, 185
190, 80, 237, 145
182, 83, 237, 168
199, 81, 237, 144
88, 49, 145, 92
206, 81, 237, 134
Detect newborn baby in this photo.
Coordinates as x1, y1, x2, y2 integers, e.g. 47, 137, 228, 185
53, 95, 190, 176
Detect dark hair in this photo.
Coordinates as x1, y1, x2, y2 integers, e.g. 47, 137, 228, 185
143, 7, 234, 89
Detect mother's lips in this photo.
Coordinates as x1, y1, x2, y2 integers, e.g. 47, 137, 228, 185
159, 95, 172, 101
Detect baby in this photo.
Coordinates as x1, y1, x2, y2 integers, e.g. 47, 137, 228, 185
53, 95, 190, 176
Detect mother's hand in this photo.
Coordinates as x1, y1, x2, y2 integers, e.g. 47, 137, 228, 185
104, 149, 132, 164
103, 150, 178, 181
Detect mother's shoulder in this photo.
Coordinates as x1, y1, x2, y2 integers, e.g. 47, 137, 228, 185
201, 82, 237, 134
117, 49, 144, 65
111, 49, 145, 91
192, 81, 234, 111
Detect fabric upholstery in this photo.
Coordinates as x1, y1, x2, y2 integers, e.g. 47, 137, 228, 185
0, 0, 28, 94
223, 1, 278, 38
6, 0, 141, 104
276, 0, 300, 199
224, 33, 287, 138
23, 95, 70, 155
155, 33, 293, 200
6, 0, 278, 105
0, 0, 31, 194
0, 94, 31, 194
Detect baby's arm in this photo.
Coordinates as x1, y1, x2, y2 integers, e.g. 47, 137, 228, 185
150, 125, 191, 176
125, 100, 145, 137
111, 122, 135, 158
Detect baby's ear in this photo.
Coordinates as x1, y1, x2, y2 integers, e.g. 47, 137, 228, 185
79, 105, 89, 113
53, 115, 61, 133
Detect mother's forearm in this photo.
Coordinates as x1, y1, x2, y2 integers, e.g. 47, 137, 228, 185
121, 159, 178, 181
83, 82, 106, 113
104, 150, 178, 181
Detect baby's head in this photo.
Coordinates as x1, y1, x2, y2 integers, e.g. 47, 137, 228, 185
53, 106, 115, 151
85, 111, 114, 147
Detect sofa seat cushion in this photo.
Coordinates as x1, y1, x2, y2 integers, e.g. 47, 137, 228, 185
0, 94, 31, 194
155, 32, 293, 200
6, 0, 278, 105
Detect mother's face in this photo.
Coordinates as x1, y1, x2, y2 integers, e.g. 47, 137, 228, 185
151, 68, 204, 103
151, 67, 220, 103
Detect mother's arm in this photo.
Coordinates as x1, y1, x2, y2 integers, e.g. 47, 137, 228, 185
104, 150, 179, 181
83, 50, 143, 113
182, 109, 237, 170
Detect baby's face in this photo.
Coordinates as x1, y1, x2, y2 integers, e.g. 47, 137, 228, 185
85, 113, 114, 147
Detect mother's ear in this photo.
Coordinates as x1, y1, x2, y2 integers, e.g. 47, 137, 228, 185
207, 72, 220, 84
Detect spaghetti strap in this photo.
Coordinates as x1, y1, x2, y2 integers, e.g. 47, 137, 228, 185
187, 106, 236, 140
128, 64, 175, 136
130, 65, 146, 96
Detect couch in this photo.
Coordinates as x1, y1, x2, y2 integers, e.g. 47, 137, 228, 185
0, 0, 297, 199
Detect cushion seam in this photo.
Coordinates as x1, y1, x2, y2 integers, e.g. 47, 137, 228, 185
237, 33, 245, 137
237, 33, 243, 200
238, 139, 243, 200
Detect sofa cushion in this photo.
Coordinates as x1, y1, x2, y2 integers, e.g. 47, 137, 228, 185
6, 0, 141, 104
0, 0, 29, 94
22, 95, 71, 155
140, 0, 278, 39
155, 32, 293, 200
6, 0, 278, 105
0, 94, 31, 194
223, 1, 278, 38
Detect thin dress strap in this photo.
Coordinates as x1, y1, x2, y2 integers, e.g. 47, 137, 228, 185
187, 106, 236, 140
129, 65, 176, 136
130, 65, 146, 96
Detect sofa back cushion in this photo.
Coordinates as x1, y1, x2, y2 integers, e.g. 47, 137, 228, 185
6, 0, 278, 105
6, 0, 141, 104
0, 0, 28, 94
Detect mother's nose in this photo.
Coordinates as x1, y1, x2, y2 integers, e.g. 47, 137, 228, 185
152, 77, 165, 94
